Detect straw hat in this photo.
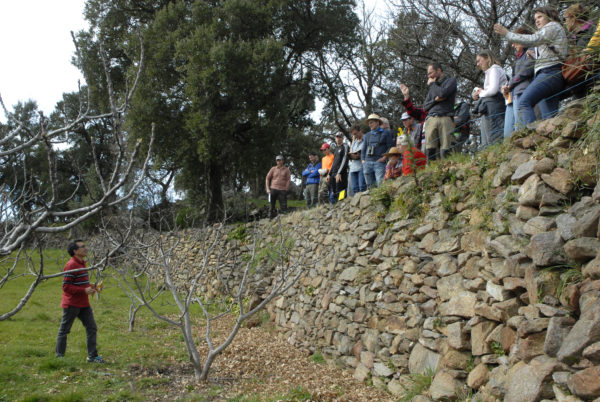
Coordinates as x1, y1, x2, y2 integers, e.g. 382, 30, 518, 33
366, 114, 383, 123
383, 146, 403, 157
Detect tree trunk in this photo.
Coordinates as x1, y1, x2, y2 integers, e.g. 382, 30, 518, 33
206, 160, 224, 222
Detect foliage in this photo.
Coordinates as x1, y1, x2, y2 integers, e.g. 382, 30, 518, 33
370, 182, 396, 210
400, 368, 435, 402
310, 350, 326, 364
490, 341, 505, 356
81, 0, 358, 220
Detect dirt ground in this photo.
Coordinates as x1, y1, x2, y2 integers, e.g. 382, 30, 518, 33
130, 316, 395, 401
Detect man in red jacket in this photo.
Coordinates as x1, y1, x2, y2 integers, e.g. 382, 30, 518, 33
55, 240, 104, 363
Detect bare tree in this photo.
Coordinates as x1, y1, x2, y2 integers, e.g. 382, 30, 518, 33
107, 215, 317, 382
0, 32, 154, 321
311, 2, 391, 137
387, 0, 543, 91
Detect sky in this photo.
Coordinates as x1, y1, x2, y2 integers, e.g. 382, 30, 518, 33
0, 0, 88, 117
0, 0, 386, 119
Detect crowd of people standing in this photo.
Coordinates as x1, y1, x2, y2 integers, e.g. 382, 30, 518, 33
264, 3, 599, 216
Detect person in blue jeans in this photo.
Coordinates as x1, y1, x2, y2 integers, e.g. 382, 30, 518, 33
361, 114, 394, 188
302, 152, 321, 208
502, 26, 535, 138
495, 6, 568, 126
349, 124, 366, 195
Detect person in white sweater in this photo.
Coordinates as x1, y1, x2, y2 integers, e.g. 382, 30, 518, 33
472, 50, 507, 147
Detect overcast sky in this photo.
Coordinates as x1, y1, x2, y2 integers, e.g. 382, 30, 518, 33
0, 0, 88, 117
0, 0, 386, 119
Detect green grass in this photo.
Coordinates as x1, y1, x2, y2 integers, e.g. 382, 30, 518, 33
309, 350, 326, 364
400, 368, 435, 402
228, 386, 312, 401
0, 248, 217, 401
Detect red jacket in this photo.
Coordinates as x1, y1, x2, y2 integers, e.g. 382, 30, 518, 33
402, 98, 428, 122
61, 256, 91, 308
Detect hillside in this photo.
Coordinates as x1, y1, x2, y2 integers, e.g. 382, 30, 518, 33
155, 94, 600, 401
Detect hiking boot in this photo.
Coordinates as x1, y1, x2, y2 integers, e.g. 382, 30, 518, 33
87, 355, 105, 363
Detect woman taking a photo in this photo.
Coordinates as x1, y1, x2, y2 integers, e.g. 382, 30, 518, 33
472, 50, 507, 147
494, 6, 568, 126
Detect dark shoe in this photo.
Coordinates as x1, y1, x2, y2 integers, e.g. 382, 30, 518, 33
87, 356, 105, 363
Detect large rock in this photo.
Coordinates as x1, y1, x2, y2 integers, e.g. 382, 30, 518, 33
518, 174, 567, 207
408, 342, 441, 374
511, 159, 536, 183
523, 216, 556, 236
557, 299, 600, 363
373, 362, 394, 377
503, 356, 558, 402
571, 153, 597, 186
583, 342, 600, 365
339, 266, 361, 282
541, 168, 574, 195
573, 205, 600, 238
486, 235, 522, 258
438, 291, 477, 318
472, 320, 496, 355
447, 321, 469, 350
567, 366, 600, 399
544, 316, 576, 357
492, 162, 513, 187
583, 255, 600, 279
467, 363, 490, 390
512, 332, 547, 362
437, 273, 465, 301
564, 237, 600, 263
525, 231, 568, 267
430, 370, 462, 400
486, 281, 511, 302
556, 213, 578, 241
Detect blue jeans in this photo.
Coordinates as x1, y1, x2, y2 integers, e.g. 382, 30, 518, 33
517, 65, 565, 126
503, 94, 521, 138
350, 170, 366, 195
363, 161, 386, 188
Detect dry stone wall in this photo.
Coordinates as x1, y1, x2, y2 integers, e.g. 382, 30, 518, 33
166, 99, 600, 400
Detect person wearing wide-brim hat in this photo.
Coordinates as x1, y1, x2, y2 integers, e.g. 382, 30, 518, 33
360, 113, 394, 188
385, 136, 427, 181
366, 114, 383, 123
383, 146, 404, 181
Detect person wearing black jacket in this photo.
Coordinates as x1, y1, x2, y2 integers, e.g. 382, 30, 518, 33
453, 101, 471, 153
422, 63, 457, 160
328, 132, 350, 203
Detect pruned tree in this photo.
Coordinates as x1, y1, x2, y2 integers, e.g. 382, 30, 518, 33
0, 33, 154, 321
105, 214, 317, 382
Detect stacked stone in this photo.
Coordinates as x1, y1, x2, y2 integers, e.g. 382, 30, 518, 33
151, 100, 600, 400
